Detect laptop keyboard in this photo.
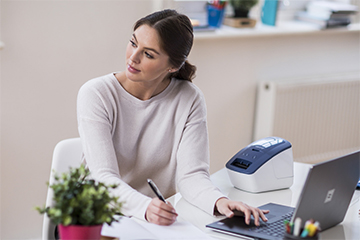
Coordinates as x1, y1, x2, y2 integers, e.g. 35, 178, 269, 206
249, 210, 294, 238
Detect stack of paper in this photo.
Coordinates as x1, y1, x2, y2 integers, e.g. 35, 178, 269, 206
296, 1, 358, 29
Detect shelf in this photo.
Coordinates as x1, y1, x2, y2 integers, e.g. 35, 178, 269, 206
194, 21, 360, 40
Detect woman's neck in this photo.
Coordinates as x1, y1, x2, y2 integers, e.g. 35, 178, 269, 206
114, 72, 171, 101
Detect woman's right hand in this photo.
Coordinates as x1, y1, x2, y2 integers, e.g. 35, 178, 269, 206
145, 198, 178, 225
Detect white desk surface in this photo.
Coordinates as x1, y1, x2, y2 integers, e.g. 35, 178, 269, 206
168, 162, 360, 240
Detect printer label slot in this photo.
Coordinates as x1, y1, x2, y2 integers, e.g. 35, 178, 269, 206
231, 158, 252, 170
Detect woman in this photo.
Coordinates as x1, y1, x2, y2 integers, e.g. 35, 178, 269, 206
77, 9, 268, 226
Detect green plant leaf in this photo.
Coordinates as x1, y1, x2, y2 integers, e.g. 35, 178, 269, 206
229, 0, 258, 10
63, 215, 72, 226
36, 164, 123, 226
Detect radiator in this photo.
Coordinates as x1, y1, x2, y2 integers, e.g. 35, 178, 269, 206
253, 73, 360, 164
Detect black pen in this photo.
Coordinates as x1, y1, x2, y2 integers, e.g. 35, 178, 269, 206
147, 179, 166, 203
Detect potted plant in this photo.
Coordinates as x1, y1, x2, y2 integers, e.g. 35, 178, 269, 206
36, 164, 123, 240
229, 0, 259, 18
224, 0, 259, 28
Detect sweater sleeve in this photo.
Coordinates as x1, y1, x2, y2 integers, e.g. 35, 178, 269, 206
176, 89, 226, 215
77, 81, 151, 220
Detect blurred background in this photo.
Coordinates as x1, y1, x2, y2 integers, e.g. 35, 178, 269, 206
1, 0, 359, 239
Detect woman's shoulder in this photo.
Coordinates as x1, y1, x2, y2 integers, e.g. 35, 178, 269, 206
77, 73, 121, 106
172, 79, 204, 100
80, 73, 117, 92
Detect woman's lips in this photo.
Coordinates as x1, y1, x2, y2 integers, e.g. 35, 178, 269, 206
127, 64, 140, 74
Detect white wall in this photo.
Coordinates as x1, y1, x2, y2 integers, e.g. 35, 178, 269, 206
191, 32, 359, 172
1, 1, 153, 239
1, 0, 359, 239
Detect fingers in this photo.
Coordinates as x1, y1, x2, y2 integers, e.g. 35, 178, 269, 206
215, 198, 234, 218
222, 207, 235, 218
240, 204, 269, 226
260, 209, 270, 222
241, 206, 269, 226
145, 198, 178, 225
239, 203, 254, 225
216, 198, 269, 227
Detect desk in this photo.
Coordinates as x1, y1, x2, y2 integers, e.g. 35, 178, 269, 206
169, 162, 360, 240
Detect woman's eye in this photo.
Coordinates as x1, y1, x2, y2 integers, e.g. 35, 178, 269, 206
129, 40, 136, 47
145, 52, 154, 59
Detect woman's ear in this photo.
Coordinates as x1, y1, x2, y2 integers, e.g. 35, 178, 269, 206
168, 68, 178, 73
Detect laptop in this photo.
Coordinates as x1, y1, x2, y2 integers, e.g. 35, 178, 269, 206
206, 151, 360, 240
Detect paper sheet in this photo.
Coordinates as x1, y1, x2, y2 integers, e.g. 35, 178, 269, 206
137, 220, 214, 240
101, 217, 214, 240
101, 217, 156, 239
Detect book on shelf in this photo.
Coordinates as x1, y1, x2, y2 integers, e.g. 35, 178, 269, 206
306, 0, 358, 17
296, 0, 358, 29
296, 11, 351, 29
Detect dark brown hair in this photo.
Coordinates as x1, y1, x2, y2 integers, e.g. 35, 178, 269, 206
134, 9, 196, 82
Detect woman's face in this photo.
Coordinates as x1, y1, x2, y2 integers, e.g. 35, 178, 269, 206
125, 24, 174, 85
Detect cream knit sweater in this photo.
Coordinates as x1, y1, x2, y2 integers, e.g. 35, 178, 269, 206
77, 73, 225, 220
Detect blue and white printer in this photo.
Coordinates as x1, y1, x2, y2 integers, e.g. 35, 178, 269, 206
226, 137, 293, 193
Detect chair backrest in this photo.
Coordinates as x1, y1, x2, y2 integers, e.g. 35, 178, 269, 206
42, 138, 83, 240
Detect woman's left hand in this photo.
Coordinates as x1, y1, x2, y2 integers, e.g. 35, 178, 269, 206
215, 197, 269, 226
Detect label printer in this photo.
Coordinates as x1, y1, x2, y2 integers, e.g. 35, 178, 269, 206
226, 137, 293, 193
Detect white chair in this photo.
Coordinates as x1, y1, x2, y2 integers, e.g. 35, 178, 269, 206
42, 138, 83, 240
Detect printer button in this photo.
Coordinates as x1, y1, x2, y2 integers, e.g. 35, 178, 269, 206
252, 147, 263, 152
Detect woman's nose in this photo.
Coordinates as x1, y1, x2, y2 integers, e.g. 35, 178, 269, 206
130, 50, 140, 64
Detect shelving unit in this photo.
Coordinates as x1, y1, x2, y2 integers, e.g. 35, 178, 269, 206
194, 21, 360, 40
